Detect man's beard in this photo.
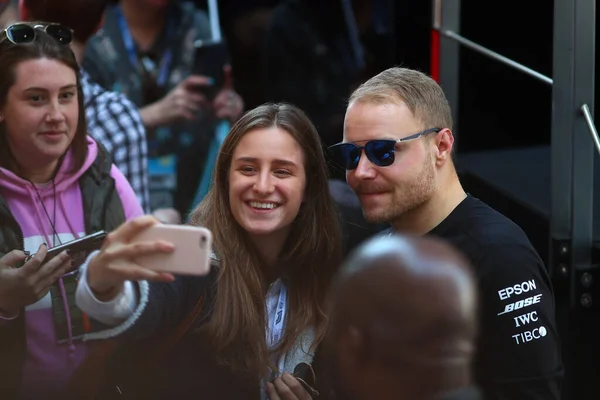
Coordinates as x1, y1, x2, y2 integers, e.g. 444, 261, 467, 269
360, 159, 436, 225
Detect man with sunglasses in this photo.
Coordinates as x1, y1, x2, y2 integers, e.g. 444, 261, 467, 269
19, 0, 151, 213
331, 67, 563, 400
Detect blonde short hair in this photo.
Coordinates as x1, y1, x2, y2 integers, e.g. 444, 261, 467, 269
349, 67, 453, 131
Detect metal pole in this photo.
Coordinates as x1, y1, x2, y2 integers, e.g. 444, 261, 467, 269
440, 30, 553, 86
551, 2, 576, 398
552, 0, 596, 398
437, 0, 461, 149
571, 0, 595, 275
550, 0, 575, 279
581, 104, 600, 156
569, 0, 597, 396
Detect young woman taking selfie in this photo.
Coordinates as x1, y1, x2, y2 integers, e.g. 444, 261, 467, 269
76, 103, 343, 399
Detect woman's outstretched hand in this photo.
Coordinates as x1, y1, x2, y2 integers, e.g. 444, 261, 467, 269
87, 216, 175, 300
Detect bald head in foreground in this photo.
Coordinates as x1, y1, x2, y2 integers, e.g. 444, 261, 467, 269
325, 234, 481, 400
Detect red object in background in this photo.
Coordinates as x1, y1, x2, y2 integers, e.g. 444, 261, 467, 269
430, 28, 440, 82
82, 312, 91, 333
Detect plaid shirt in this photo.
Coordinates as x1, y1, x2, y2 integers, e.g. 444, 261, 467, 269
81, 68, 150, 213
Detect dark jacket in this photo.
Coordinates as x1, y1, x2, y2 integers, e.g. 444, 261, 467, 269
0, 145, 126, 399
90, 269, 331, 400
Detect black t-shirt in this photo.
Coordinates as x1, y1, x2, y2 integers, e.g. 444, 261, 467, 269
428, 195, 563, 400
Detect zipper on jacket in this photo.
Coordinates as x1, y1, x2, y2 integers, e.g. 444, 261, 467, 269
1, 215, 26, 267
18, 222, 24, 252
10, 212, 25, 252
1, 201, 25, 254
12, 217, 26, 265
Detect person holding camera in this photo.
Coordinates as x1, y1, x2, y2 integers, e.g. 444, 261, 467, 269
83, 0, 244, 217
75, 103, 343, 399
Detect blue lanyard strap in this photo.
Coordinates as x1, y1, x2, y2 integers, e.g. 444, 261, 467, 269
115, 6, 174, 87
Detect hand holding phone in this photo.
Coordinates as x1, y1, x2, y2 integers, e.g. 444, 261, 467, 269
86, 216, 176, 298
0, 245, 73, 313
212, 66, 244, 122
18, 231, 106, 270
131, 224, 213, 276
43, 231, 107, 264
86, 216, 213, 302
153, 75, 212, 125
191, 39, 230, 100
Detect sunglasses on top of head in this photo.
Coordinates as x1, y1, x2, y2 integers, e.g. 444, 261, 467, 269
329, 128, 441, 171
1, 23, 73, 46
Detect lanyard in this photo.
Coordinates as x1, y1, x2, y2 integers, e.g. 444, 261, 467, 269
268, 281, 288, 349
191, 120, 231, 209
261, 281, 288, 400
115, 6, 174, 87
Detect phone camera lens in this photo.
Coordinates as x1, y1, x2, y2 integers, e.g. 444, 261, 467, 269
200, 236, 207, 247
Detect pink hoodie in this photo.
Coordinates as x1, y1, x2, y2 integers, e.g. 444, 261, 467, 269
0, 137, 143, 398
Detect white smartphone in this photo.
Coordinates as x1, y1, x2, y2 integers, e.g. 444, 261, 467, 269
131, 224, 213, 276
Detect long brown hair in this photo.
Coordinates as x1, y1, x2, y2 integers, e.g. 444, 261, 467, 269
0, 24, 88, 174
189, 103, 343, 378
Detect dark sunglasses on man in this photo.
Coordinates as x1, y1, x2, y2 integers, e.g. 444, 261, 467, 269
329, 128, 441, 170
1, 22, 73, 45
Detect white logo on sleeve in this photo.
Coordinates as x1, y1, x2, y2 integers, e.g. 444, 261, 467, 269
497, 294, 543, 315
512, 326, 547, 344
498, 279, 537, 300
513, 311, 538, 327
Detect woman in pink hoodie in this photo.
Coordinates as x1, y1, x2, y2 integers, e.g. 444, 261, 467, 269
0, 23, 142, 399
